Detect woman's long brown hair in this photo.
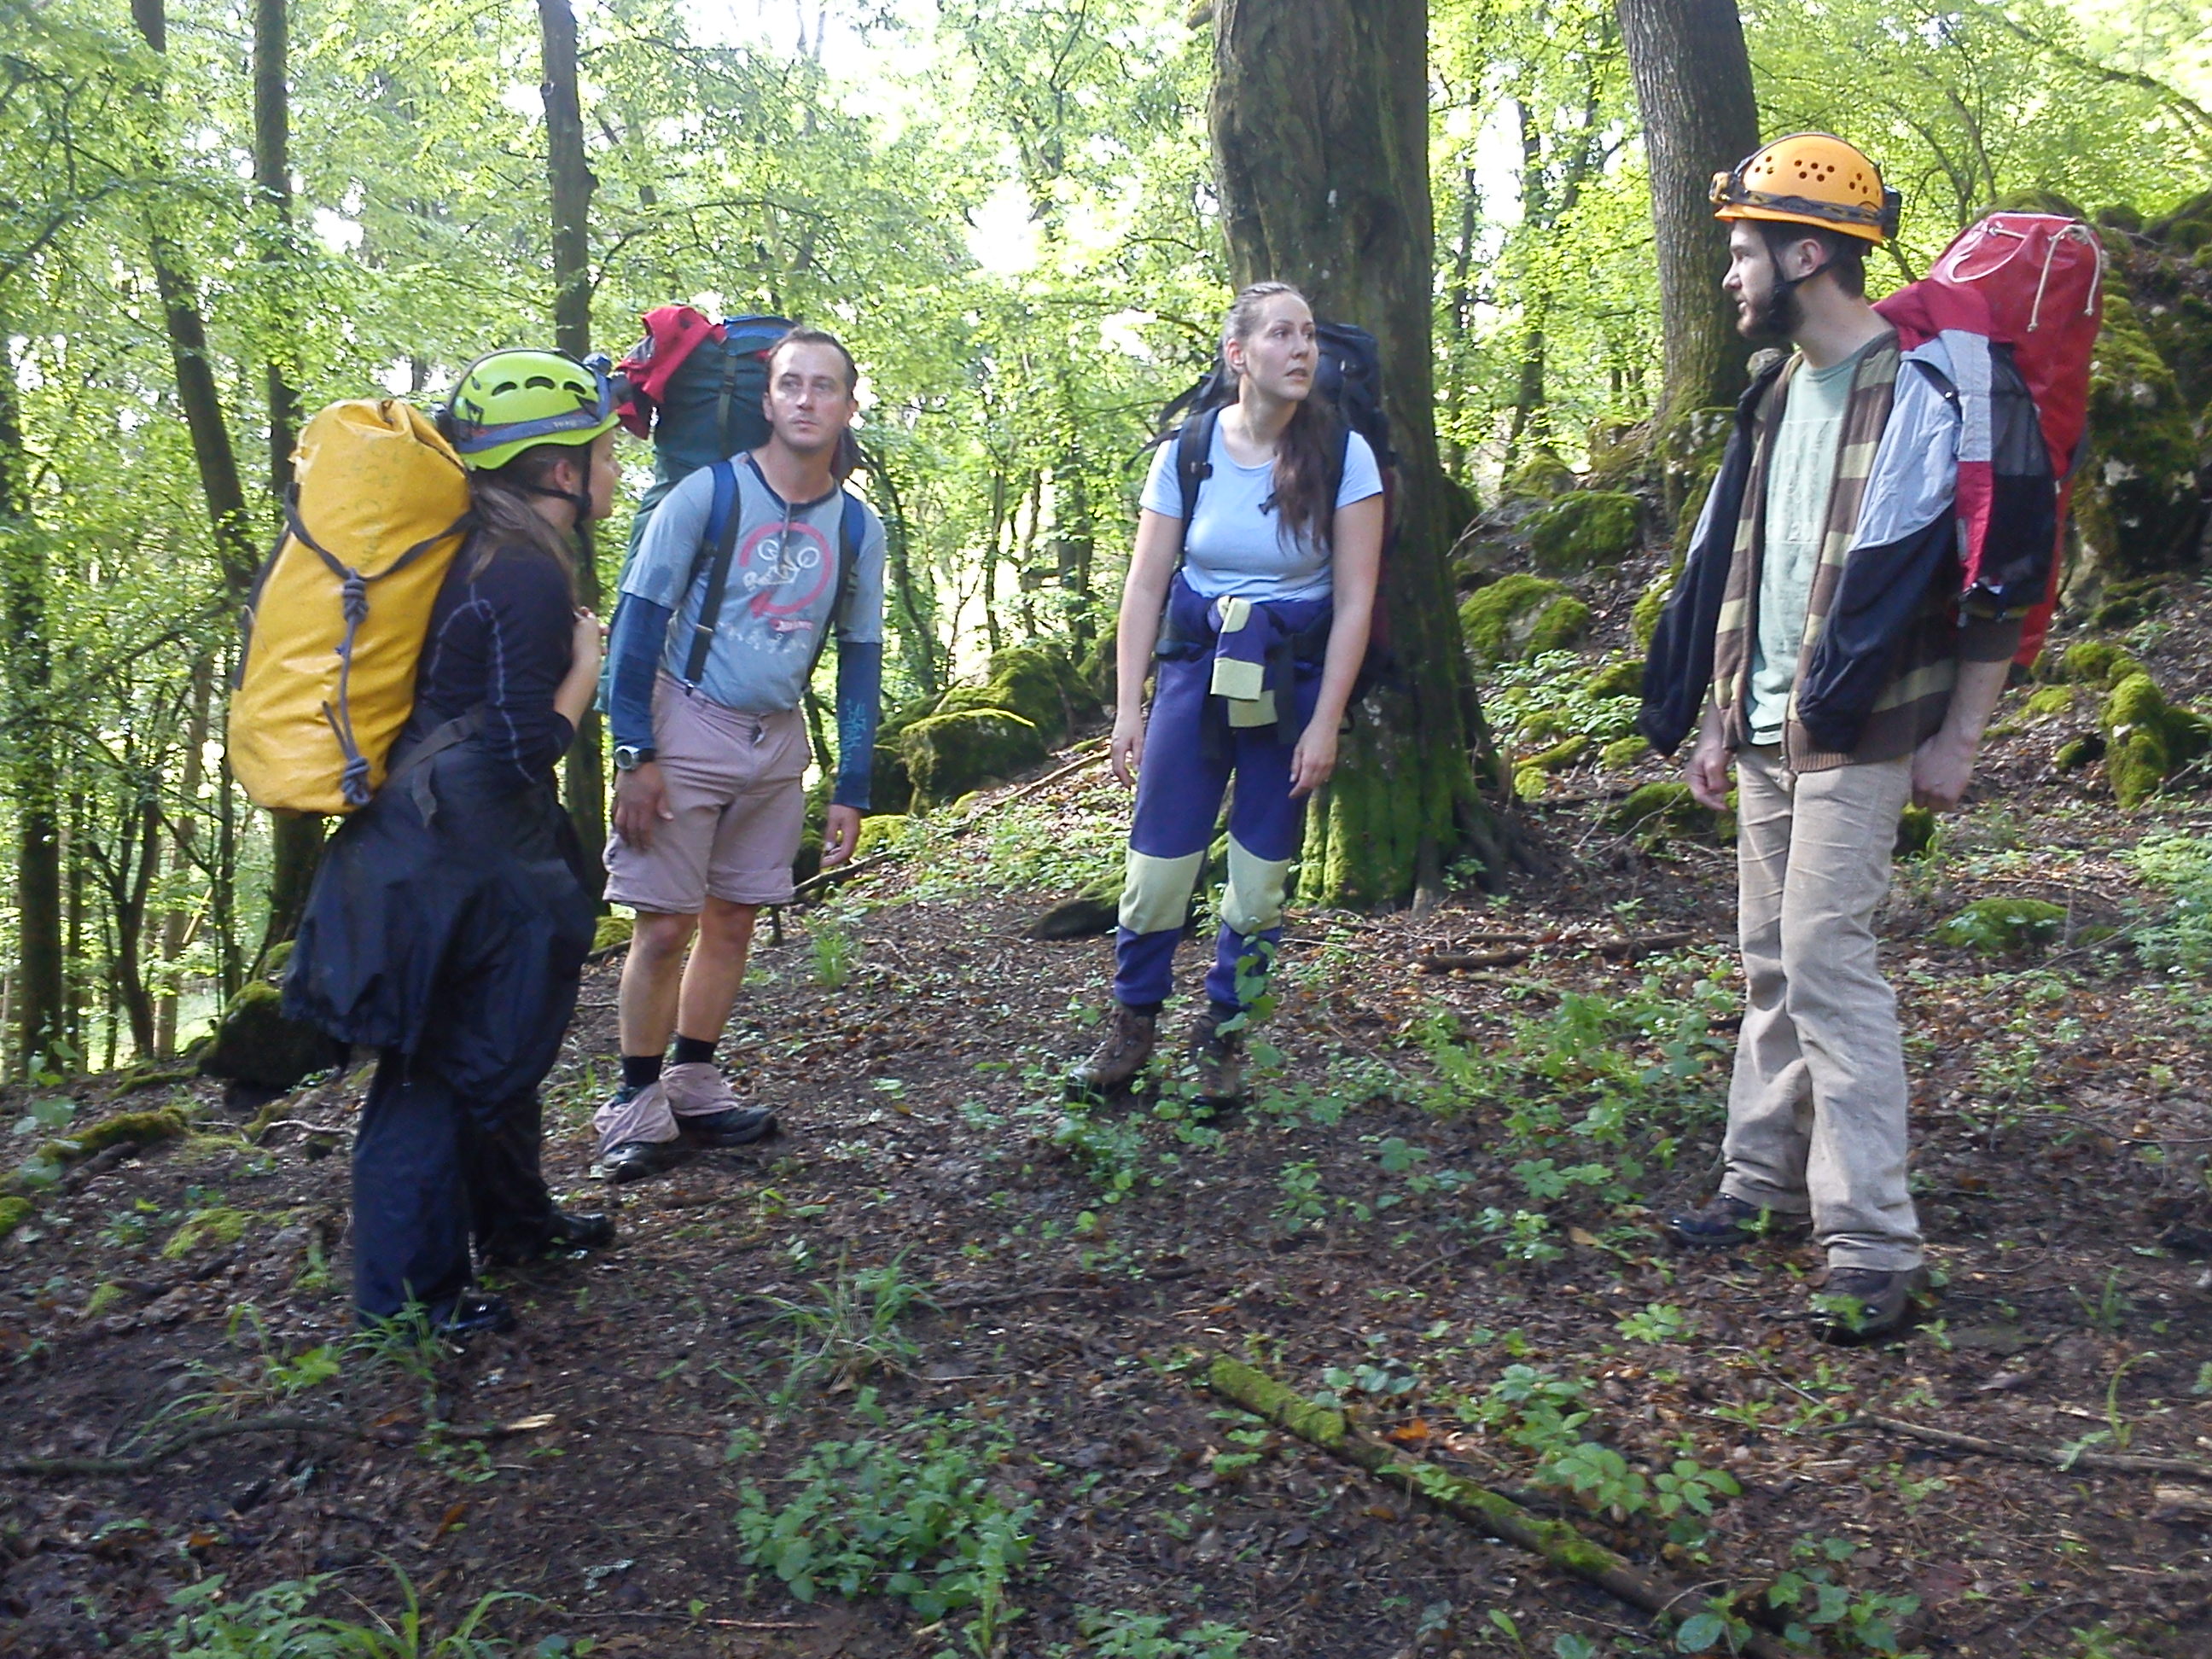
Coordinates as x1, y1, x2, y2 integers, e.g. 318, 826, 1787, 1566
464, 439, 585, 600
1223, 281, 1341, 556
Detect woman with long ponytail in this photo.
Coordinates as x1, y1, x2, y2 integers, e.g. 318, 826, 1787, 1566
1069, 283, 1386, 1104
285, 350, 617, 1337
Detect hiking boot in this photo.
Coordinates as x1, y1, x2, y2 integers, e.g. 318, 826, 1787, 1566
599, 1138, 692, 1184
1188, 1006, 1247, 1105
480, 1208, 615, 1266
662, 1061, 778, 1146
435, 1291, 517, 1340
1666, 1192, 1811, 1249
1068, 1004, 1157, 1097
1815, 1265, 1933, 1345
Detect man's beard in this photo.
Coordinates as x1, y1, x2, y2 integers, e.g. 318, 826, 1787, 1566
1740, 279, 1799, 343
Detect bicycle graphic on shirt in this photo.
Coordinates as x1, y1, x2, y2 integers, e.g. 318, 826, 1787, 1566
725, 521, 835, 650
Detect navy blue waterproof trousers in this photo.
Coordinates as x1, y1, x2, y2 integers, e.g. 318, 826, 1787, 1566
1113, 647, 1322, 1012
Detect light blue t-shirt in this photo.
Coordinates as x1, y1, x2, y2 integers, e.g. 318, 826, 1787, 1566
620, 457, 886, 715
1140, 422, 1383, 602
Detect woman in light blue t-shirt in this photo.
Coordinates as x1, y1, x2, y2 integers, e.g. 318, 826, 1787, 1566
1069, 282, 1385, 1106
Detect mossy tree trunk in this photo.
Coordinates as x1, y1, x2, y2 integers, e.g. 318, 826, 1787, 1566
1209, 0, 1511, 905
1615, 0, 1759, 443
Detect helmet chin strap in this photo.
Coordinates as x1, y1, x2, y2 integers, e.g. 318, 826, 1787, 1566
1752, 226, 1831, 342
517, 480, 593, 528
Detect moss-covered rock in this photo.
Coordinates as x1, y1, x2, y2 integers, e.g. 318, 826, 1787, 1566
1934, 898, 2068, 955
2055, 732, 2105, 771
1077, 621, 1118, 703
1583, 657, 1643, 698
2101, 670, 2212, 808
2023, 684, 2077, 719
1028, 868, 1123, 941
592, 914, 633, 954
900, 708, 1050, 808
1631, 570, 1675, 652
1499, 447, 1576, 503
1894, 803, 1938, 859
2091, 575, 2170, 630
0, 1195, 31, 1239
854, 814, 911, 859
972, 642, 1088, 747
2061, 639, 2145, 690
197, 981, 338, 1091
2074, 289, 2203, 579
1604, 780, 1733, 841
258, 939, 294, 982
1522, 735, 1588, 772
1459, 575, 1591, 668
1526, 491, 1639, 573
1599, 734, 1648, 771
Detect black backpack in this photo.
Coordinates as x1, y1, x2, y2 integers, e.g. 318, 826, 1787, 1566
1153, 320, 1398, 688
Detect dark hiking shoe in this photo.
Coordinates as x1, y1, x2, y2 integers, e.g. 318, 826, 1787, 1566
1068, 1004, 1158, 1097
1188, 1007, 1247, 1106
1815, 1266, 1933, 1345
599, 1138, 693, 1184
678, 1104, 778, 1148
435, 1292, 517, 1340
480, 1208, 616, 1266
1666, 1193, 1811, 1249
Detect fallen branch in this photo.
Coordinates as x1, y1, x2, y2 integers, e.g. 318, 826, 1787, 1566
1855, 1413, 2212, 1482
1207, 1357, 1802, 1659
1415, 947, 1531, 973
4, 1414, 360, 1478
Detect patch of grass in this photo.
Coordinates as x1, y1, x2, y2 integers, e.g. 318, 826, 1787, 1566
762, 1253, 933, 1396
150, 1566, 533, 1656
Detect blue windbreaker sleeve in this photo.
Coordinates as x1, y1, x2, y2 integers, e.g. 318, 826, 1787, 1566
832, 637, 883, 812
605, 593, 671, 753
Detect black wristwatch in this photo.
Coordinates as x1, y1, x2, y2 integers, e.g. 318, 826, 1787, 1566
612, 744, 656, 771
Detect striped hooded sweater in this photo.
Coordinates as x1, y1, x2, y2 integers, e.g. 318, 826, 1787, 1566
1642, 329, 2042, 771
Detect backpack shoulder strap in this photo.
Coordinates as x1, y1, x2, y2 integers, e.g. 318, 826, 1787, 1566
809, 491, 866, 678
1174, 406, 1218, 571
681, 460, 742, 687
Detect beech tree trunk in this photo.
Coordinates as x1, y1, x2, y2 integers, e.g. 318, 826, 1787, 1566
1210, 0, 1512, 905
539, 0, 606, 882
251, 0, 323, 958
1615, 0, 1760, 439
1, 330, 62, 1074
129, 0, 259, 604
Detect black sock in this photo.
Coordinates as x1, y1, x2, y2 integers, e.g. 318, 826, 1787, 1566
620, 1053, 664, 1091
1123, 1000, 1164, 1017
671, 1034, 717, 1067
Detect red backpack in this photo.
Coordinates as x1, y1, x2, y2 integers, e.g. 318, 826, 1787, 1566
1875, 212, 2105, 666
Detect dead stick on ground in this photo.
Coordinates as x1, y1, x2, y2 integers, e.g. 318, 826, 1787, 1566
1856, 1412, 2212, 1482
1415, 948, 1532, 973
4, 1414, 362, 1478
1207, 1356, 1805, 1659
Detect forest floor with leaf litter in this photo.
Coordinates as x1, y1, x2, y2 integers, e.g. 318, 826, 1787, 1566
5, 577, 2212, 1659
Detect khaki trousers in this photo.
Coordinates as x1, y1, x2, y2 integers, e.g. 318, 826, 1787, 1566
1721, 747, 1922, 1271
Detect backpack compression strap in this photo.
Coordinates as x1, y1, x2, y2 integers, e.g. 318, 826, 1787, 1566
806, 492, 865, 679
679, 461, 742, 687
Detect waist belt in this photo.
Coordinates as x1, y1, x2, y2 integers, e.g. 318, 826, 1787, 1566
384, 707, 486, 828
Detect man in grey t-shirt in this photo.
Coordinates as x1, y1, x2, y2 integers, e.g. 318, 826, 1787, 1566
593, 328, 886, 1182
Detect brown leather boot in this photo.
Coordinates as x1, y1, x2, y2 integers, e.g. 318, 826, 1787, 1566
1068, 1004, 1157, 1096
1189, 1006, 1247, 1104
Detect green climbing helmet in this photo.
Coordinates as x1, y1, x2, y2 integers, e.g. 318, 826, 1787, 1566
439, 348, 619, 471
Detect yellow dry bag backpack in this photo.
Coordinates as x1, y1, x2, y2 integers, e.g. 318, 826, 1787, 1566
229, 400, 475, 814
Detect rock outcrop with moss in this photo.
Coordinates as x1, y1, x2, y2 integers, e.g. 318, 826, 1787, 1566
1604, 780, 1733, 842
900, 708, 1051, 808
1459, 575, 1591, 667
198, 981, 338, 1091
2074, 288, 2203, 581
1526, 492, 1639, 573
1499, 447, 1576, 503
2100, 670, 2212, 808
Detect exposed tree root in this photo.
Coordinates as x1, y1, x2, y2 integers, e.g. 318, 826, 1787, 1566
1207, 1355, 1804, 1659
1856, 1412, 2212, 1482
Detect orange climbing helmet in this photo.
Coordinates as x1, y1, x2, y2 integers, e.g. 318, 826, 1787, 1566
1711, 133, 1901, 244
